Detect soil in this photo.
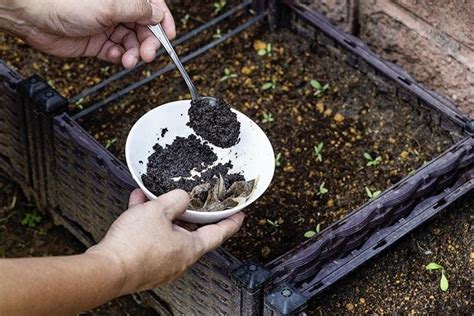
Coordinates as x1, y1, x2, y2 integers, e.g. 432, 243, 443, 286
80, 24, 455, 262
187, 98, 241, 148
142, 134, 245, 197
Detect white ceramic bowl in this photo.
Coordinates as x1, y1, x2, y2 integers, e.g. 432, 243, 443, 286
125, 100, 275, 223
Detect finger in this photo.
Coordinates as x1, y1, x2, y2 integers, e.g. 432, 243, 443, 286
129, 189, 147, 207
160, 4, 176, 39
145, 189, 190, 221
121, 31, 141, 69
193, 212, 245, 253
174, 220, 198, 232
106, 0, 163, 25
137, 26, 161, 62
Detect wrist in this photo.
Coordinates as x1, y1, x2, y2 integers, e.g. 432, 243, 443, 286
85, 245, 131, 296
0, 0, 31, 37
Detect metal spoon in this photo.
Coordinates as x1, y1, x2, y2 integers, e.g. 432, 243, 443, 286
147, 24, 217, 106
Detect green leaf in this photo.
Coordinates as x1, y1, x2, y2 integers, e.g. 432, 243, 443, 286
258, 49, 267, 56
267, 43, 272, 52
365, 187, 372, 197
316, 223, 321, 233
310, 79, 321, 90
364, 152, 373, 161
224, 68, 230, 75
262, 82, 274, 90
425, 262, 443, 271
304, 230, 316, 238
372, 191, 381, 198
440, 271, 448, 291
322, 83, 329, 91
317, 142, 324, 152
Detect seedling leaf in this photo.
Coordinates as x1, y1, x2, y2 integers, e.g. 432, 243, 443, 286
258, 49, 267, 56
440, 271, 449, 291
310, 79, 321, 90
363, 152, 373, 161
262, 82, 274, 90
425, 262, 443, 271
304, 230, 316, 238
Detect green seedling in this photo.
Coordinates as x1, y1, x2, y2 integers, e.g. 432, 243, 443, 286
275, 153, 282, 167
21, 211, 42, 228
314, 142, 324, 162
310, 79, 329, 97
262, 112, 274, 123
257, 43, 272, 56
100, 66, 110, 75
425, 262, 449, 292
220, 68, 238, 82
47, 79, 56, 89
75, 97, 85, 110
266, 219, 279, 227
213, 28, 222, 39
317, 182, 328, 195
105, 138, 117, 149
365, 187, 381, 200
213, 0, 226, 14
262, 79, 277, 90
304, 223, 322, 238
180, 14, 190, 27
364, 152, 382, 167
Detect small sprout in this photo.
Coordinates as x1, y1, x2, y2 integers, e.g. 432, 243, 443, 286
262, 112, 274, 123
47, 79, 56, 89
100, 66, 110, 75
317, 182, 328, 195
213, 29, 222, 39
266, 219, 279, 227
21, 211, 42, 228
425, 262, 449, 292
75, 97, 84, 110
258, 43, 273, 56
143, 70, 152, 78
275, 153, 282, 167
262, 79, 277, 90
213, 0, 226, 14
364, 152, 382, 167
304, 223, 322, 238
105, 138, 117, 149
314, 142, 324, 162
310, 79, 329, 97
180, 14, 190, 27
220, 68, 238, 82
365, 187, 381, 200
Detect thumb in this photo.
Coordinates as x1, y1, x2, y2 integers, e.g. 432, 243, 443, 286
145, 189, 190, 221
108, 0, 164, 25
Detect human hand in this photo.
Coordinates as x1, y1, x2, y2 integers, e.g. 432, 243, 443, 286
3, 0, 175, 69
87, 189, 245, 294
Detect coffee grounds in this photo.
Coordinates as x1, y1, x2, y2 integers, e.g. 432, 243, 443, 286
142, 135, 245, 197
187, 98, 240, 148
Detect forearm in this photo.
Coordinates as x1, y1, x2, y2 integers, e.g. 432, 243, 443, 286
0, 250, 126, 315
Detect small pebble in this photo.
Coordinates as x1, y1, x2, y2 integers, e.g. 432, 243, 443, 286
334, 112, 345, 123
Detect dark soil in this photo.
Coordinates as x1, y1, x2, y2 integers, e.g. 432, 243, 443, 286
82, 24, 455, 262
142, 134, 244, 197
187, 98, 241, 148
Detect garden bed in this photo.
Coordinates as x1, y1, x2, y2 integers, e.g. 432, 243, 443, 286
1, 0, 472, 314
80, 24, 455, 262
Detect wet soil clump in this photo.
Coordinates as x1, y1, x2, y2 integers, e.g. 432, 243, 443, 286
142, 135, 245, 197
187, 98, 240, 148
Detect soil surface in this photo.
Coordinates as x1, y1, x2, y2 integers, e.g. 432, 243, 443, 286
187, 98, 241, 148
81, 24, 455, 262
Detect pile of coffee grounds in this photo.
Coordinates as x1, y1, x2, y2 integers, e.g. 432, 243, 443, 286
142, 135, 245, 198
187, 98, 240, 148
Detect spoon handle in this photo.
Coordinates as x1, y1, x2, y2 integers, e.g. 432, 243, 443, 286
148, 24, 200, 100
